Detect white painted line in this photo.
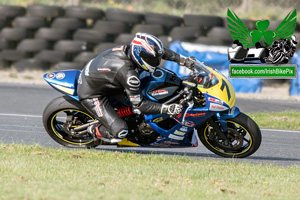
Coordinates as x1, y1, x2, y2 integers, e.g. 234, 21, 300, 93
261, 128, 300, 133
0, 113, 41, 118
0, 129, 42, 133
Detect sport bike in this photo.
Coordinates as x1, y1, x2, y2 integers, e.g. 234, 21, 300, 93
43, 59, 261, 158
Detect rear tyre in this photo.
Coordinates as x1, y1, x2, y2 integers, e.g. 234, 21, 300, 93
198, 112, 261, 158
43, 96, 101, 148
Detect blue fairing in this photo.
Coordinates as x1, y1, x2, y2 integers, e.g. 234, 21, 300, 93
140, 68, 181, 102
143, 91, 240, 147
43, 70, 81, 100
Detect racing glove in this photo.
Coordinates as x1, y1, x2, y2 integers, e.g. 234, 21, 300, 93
161, 104, 183, 116
179, 56, 197, 69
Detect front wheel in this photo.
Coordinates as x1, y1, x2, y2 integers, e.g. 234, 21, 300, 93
198, 112, 261, 158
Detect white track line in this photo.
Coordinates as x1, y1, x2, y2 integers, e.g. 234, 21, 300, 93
0, 113, 300, 133
261, 128, 300, 133
0, 113, 41, 118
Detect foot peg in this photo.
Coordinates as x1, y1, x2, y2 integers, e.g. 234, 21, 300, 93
99, 138, 122, 144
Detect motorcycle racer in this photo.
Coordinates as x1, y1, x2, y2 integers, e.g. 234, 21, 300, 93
77, 32, 196, 143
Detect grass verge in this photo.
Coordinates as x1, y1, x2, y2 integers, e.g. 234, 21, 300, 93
0, 143, 300, 200
0, 0, 297, 20
247, 111, 300, 131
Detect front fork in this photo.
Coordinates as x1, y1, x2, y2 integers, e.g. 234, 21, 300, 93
208, 106, 240, 138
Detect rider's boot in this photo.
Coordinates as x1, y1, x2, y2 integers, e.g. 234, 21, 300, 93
87, 125, 122, 144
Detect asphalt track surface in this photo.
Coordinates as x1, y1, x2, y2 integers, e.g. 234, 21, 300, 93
1, 83, 300, 166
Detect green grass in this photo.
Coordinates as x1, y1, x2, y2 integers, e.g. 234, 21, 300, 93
0, 0, 297, 20
0, 143, 300, 200
248, 111, 300, 131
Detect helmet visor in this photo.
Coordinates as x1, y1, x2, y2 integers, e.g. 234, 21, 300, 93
140, 50, 162, 67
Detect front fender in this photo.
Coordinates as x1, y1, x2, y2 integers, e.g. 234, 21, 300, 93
211, 106, 240, 133
219, 106, 240, 120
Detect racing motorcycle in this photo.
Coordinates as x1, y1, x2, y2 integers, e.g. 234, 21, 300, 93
43, 59, 261, 158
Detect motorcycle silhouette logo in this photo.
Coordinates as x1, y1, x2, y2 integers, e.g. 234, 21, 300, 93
227, 9, 298, 64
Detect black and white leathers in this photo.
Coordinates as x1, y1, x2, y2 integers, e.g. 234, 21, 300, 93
77, 44, 180, 138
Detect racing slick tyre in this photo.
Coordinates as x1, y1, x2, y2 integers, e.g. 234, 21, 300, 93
43, 96, 101, 148
272, 52, 284, 64
198, 112, 262, 158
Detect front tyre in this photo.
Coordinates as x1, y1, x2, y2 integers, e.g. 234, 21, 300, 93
198, 112, 261, 158
43, 96, 100, 148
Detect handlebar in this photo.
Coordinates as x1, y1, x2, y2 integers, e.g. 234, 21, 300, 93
179, 89, 193, 106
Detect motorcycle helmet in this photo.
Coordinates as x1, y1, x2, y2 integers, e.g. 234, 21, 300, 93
130, 32, 164, 72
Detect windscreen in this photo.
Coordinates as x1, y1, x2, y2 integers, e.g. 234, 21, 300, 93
192, 61, 219, 89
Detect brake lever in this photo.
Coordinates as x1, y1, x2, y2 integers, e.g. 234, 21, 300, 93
181, 100, 194, 124
170, 89, 194, 125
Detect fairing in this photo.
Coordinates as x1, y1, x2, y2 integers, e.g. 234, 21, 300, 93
43, 70, 81, 100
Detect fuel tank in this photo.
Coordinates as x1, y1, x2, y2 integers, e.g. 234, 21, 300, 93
140, 68, 182, 102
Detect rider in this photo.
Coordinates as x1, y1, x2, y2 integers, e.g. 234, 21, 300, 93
77, 32, 196, 143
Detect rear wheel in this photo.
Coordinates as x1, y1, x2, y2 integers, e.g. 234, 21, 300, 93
43, 96, 101, 148
198, 112, 261, 158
